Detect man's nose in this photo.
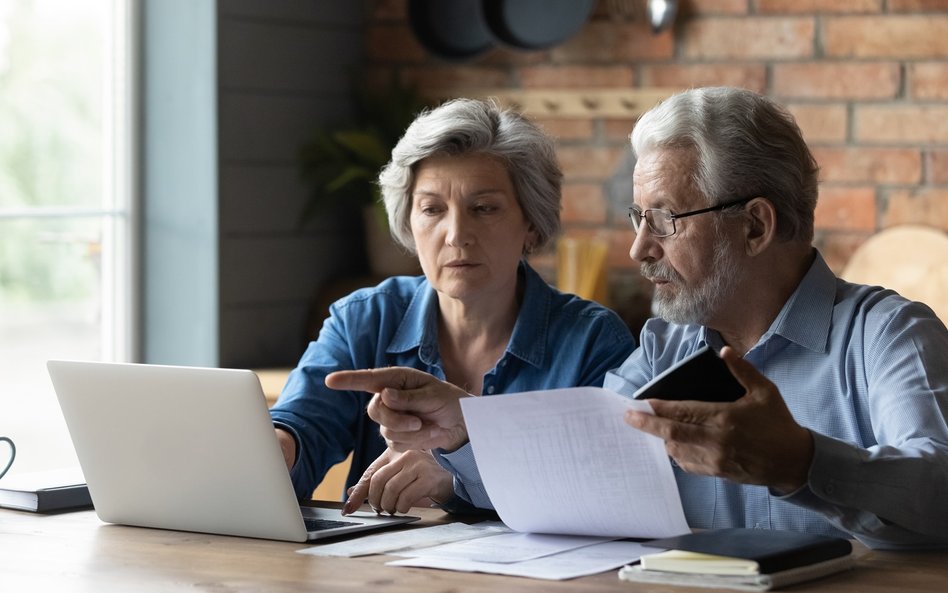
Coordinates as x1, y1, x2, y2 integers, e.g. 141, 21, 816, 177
629, 224, 661, 263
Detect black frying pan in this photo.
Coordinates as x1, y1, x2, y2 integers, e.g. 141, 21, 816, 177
482, 0, 596, 50
408, 0, 494, 61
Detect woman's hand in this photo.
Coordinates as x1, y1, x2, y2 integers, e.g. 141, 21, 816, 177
342, 448, 454, 516
274, 428, 296, 471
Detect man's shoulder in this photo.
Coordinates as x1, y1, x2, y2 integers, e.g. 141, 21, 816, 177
834, 277, 940, 325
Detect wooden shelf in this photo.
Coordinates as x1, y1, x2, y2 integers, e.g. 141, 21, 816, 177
421, 87, 678, 118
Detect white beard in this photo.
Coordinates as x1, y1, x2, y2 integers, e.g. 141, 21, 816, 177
644, 229, 742, 326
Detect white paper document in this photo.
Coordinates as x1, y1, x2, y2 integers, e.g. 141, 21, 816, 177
459, 386, 689, 538
388, 539, 654, 580
296, 521, 509, 557
391, 531, 614, 563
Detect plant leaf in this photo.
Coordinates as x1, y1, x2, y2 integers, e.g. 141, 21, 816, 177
326, 165, 373, 193
332, 130, 389, 166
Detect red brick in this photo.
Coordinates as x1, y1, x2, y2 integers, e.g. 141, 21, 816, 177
603, 119, 638, 143
815, 185, 878, 231
402, 67, 510, 91
814, 231, 874, 274
772, 62, 900, 99
926, 150, 948, 184
908, 63, 948, 100
855, 106, 948, 143
823, 16, 948, 58
535, 118, 595, 142
682, 17, 815, 60
884, 188, 948, 231
562, 183, 608, 225
786, 104, 848, 144
679, 0, 749, 15
519, 65, 635, 89
481, 46, 550, 67
608, 228, 638, 270
811, 147, 922, 184
553, 22, 675, 62
639, 63, 767, 92
557, 146, 626, 180
889, 0, 948, 11
756, 0, 881, 12
365, 24, 427, 62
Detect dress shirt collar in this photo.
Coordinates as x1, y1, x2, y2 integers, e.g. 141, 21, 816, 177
703, 250, 835, 355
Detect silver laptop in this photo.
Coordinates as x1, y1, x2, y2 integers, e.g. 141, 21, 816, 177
46, 360, 419, 542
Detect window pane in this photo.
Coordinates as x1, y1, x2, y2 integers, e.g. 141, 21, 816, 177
0, 0, 132, 474
0, 216, 106, 469
0, 0, 106, 209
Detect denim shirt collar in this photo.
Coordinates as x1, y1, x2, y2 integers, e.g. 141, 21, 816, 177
701, 250, 835, 355
385, 261, 551, 369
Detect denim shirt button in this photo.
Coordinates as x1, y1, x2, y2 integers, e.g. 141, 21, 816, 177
486, 385, 495, 395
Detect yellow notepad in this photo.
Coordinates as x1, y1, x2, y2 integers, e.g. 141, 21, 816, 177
640, 549, 761, 575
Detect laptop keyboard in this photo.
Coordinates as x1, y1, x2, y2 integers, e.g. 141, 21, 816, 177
304, 517, 363, 531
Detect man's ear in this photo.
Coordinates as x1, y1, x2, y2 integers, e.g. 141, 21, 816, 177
743, 197, 777, 256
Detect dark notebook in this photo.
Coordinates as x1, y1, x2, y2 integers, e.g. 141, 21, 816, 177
641, 528, 853, 575
0, 468, 93, 513
633, 345, 745, 403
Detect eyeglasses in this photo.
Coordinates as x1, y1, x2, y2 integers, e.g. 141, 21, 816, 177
627, 196, 754, 238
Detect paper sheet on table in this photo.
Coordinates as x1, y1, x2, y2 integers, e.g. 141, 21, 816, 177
388, 539, 653, 580
391, 531, 613, 563
459, 386, 689, 538
296, 521, 508, 557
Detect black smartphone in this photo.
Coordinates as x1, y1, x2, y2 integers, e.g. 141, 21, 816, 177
633, 345, 745, 402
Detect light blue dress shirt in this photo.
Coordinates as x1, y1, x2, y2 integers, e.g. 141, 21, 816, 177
604, 251, 948, 550
269, 262, 635, 505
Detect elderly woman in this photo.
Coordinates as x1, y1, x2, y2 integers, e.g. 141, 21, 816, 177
269, 98, 634, 514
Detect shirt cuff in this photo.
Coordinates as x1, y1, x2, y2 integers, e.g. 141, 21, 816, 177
272, 421, 302, 467
432, 443, 494, 510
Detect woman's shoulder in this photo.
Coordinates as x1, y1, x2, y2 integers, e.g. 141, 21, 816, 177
543, 286, 634, 342
331, 274, 428, 311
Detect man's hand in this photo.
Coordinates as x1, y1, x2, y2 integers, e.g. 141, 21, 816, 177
325, 367, 472, 452
342, 448, 454, 516
624, 346, 814, 494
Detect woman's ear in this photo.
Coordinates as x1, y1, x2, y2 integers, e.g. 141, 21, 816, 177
743, 197, 777, 256
523, 225, 539, 255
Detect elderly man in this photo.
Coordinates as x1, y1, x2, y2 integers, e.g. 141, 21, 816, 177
327, 87, 948, 549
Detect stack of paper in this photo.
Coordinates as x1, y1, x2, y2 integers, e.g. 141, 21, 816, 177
296, 386, 693, 580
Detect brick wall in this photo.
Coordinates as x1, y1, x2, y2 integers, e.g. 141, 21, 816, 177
364, 0, 948, 330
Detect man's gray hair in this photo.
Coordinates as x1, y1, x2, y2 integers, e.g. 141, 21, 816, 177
631, 87, 819, 244
379, 98, 562, 253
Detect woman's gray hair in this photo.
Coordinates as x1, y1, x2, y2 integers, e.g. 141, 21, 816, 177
378, 98, 562, 254
630, 87, 819, 244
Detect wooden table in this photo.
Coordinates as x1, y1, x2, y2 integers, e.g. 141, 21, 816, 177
2, 505, 947, 592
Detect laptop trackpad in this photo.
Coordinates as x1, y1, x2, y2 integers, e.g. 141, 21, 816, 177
300, 506, 420, 540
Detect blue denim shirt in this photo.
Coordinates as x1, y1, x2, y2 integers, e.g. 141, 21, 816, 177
605, 252, 948, 550
269, 262, 635, 506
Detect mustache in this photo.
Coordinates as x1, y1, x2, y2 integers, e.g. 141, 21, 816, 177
640, 261, 681, 283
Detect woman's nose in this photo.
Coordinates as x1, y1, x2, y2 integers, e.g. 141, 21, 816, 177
445, 211, 474, 247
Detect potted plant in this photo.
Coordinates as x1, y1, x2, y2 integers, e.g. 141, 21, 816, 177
298, 81, 428, 277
